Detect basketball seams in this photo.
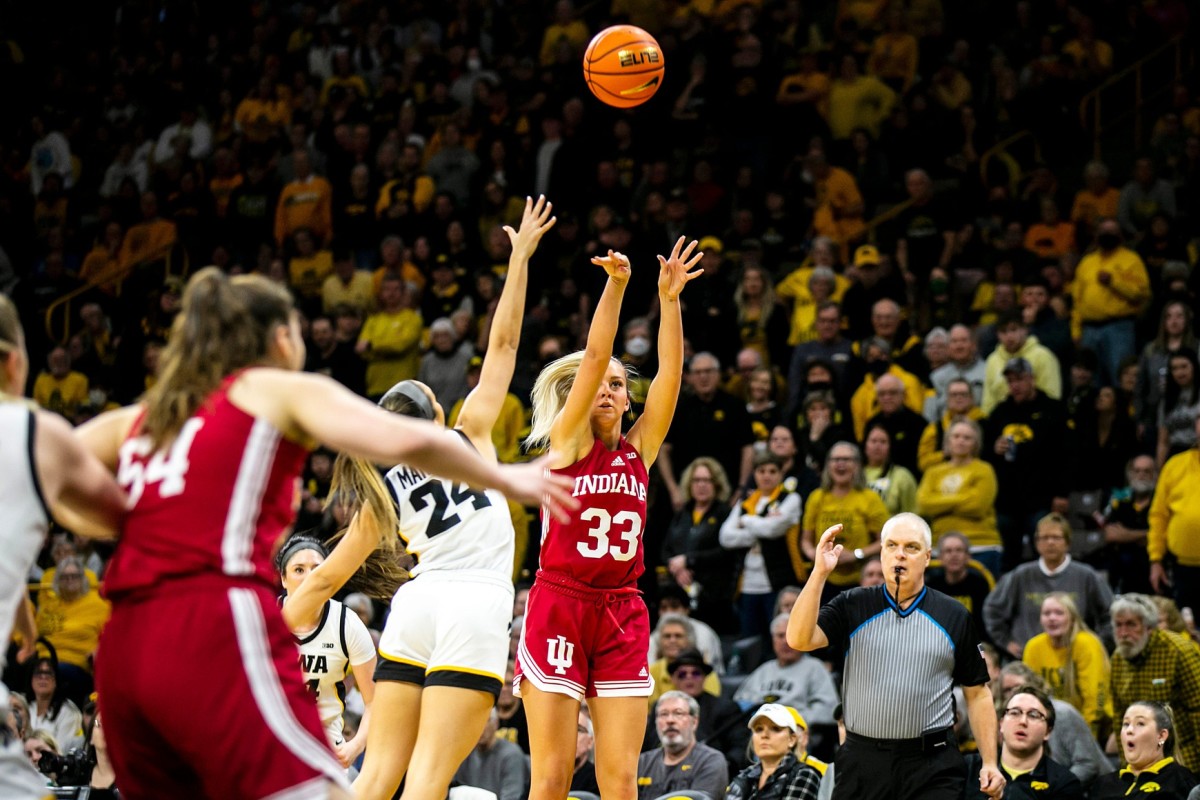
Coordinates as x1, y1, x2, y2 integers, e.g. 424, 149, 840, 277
584, 68, 663, 76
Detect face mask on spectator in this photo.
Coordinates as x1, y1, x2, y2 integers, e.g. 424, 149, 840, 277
626, 336, 651, 358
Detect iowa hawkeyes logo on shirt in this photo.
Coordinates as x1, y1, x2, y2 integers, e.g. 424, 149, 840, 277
1002, 423, 1035, 444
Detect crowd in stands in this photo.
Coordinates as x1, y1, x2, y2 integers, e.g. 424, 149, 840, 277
3, 0, 1200, 796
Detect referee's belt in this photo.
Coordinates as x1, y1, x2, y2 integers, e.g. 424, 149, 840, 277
846, 726, 955, 755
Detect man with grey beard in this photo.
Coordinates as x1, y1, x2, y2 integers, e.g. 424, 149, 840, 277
636, 692, 728, 800
1097, 455, 1156, 594
1109, 594, 1200, 769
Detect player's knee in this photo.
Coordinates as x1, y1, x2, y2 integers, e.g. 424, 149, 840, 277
529, 766, 574, 799
594, 764, 637, 800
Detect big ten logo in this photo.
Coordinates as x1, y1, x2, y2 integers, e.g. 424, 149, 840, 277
619, 48, 660, 68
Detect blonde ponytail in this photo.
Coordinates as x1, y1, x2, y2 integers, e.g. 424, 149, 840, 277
527, 351, 629, 448
141, 267, 293, 450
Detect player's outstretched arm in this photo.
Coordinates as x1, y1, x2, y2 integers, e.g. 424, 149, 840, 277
282, 503, 384, 632
549, 249, 630, 460
279, 372, 578, 520
629, 236, 702, 468
458, 195, 555, 455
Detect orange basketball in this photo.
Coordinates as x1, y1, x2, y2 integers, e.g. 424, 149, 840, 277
583, 25, 665, 109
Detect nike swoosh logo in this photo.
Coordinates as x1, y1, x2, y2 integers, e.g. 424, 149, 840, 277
620, 75, 660, 95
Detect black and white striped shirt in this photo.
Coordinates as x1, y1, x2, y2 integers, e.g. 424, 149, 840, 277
817, 584, 989, 739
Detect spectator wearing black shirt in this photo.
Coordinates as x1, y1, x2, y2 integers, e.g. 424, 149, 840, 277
304, 313, 366, 396
863, 374, 928, 477
841, 245, 907, 342
983, 357, 1071, 571
964, 685, 1083, 800
1098, 454, 1155, 595
893, 169, 957, 286
659, 353, 756, 510
925, 532, 994, 646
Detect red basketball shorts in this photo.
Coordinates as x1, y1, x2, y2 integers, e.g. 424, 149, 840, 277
96, 578, 350, 799
514, 570, 653, 700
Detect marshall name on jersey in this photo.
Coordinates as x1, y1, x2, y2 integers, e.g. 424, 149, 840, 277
541, 437, 649, 590
384, 430, 512, 579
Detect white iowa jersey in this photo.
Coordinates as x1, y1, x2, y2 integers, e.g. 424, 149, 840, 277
294, 598, 375, 742
384, 429, 513, 580
0, 405, 50, 676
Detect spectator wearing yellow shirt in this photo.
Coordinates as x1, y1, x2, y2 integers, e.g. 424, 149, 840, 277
33, 346, 89, 420
827, 53, 896, 140
799, 441, 890, 590
321, 248, 375, 315
448, 358, 528, 464
915, 419, 1001, 575
274, 150, 333, 247
372, 235, 427, 296
78, 222, 125, 295
1023, 198, 1076, 261
1070, 220, 1150, 386
356, 275, 423, 399
776, 51, 831, 129
286, 228, 333, 307
1061, 17, 1112, 82
234, 76, 292, 144
982, 311, 1062, 414
775, 238, 851, 346
35, 556, 111, 699
118, 191, 178, 270
376, 142, 437, 218
807, 151, 866, 252
1021, 593, 1112, 740
1070, 161, 1120, 235
867, 11, 919, 94
319, 51, 371, 105
1149, 419, 1200, 615
850, 346, 925, 441
918, 377, 986, 472
539, 0, 590, 67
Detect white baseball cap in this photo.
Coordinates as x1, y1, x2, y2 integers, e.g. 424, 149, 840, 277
747, 703, 797, 732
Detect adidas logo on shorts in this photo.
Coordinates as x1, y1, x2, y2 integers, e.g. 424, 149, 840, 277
611, 455, 625, 467
638, 666, 648, 677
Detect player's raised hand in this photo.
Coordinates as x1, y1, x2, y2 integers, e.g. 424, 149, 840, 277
504, 195, 556, 262
500, 456, 580, 522
591, 249, 631, 286
656, 236, 703, 300
812, 524, 844, 578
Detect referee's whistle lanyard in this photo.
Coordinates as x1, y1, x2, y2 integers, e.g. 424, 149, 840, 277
887, 568, 926, 617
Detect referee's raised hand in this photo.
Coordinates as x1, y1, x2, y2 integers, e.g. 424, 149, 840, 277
812, 523, 844, 579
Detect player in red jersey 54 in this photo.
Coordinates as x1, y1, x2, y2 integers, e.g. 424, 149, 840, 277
516, 236, 702, 800
73, 268, 576, 800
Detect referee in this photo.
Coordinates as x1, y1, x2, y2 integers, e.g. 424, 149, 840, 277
787, 513, 1004, 800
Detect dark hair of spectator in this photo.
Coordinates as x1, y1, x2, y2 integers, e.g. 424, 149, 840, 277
1163, 348, 1200, 412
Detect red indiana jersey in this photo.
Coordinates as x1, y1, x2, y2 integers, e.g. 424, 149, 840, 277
105, 374, 309, 600
540, 436, 648, 590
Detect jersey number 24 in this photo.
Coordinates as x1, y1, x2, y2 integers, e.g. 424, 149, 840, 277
410, 481, 492, 537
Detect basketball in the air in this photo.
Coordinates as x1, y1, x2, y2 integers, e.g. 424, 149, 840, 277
582, 25, 664, 109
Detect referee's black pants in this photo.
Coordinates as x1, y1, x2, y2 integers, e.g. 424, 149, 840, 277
832, 730, 965, 800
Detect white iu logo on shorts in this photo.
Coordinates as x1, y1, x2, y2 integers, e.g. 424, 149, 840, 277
547, 635, 575, 675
